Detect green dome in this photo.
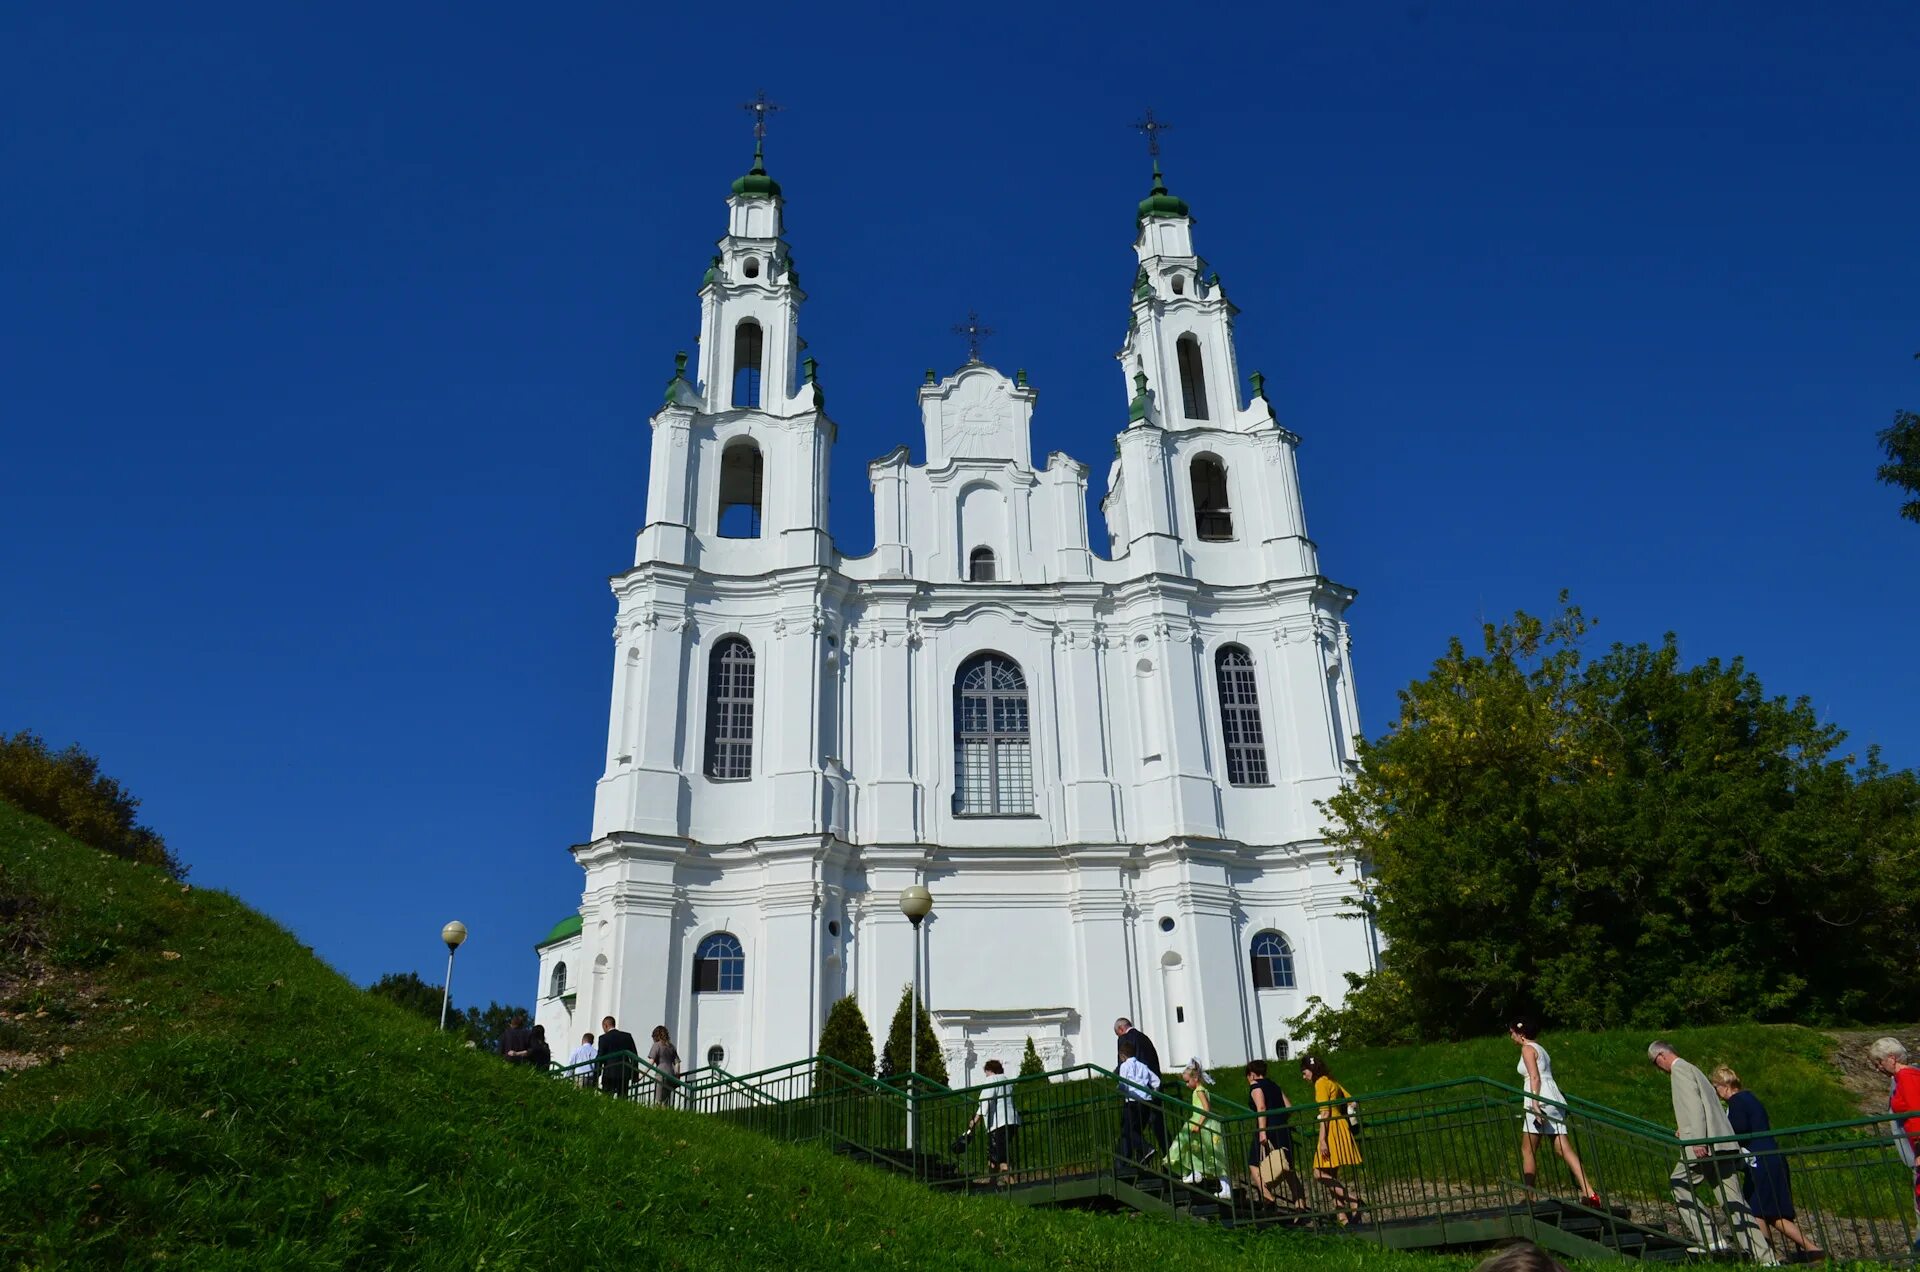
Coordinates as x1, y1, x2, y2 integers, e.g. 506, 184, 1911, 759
1136, 162, 1189, 220
535, 914, 582, 949
730, 142, 782, 199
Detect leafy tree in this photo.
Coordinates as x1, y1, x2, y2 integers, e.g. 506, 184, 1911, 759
368, 971, 446, 1024
816, 995, 876, 1085
0, 730, 183, 878
1301, 596, 1920, 1046
458, 1001, 529, 1053
1879, 403, 1920, 524
1019, 1035, 1046, 1078
879, 983, 948, 1088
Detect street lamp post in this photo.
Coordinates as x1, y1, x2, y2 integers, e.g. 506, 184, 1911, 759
898, 885, 933, 1153
439, 920, 468, 1031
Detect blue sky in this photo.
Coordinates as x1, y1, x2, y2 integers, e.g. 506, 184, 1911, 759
2, 3, 1915, 1009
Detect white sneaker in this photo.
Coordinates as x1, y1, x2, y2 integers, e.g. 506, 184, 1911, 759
1217, 1180, 1234, 1200
1184, 1171, 1202, 1184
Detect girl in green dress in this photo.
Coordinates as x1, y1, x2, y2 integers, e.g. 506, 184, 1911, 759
1166, 1059, 1233, 1199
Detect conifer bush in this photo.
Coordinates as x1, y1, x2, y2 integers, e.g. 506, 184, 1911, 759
1019, 1035, 1046, 1078
816, 994, 875, 1086
879, 983, 948, 1088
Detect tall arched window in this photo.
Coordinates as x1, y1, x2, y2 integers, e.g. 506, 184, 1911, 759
1328, 665, 1350, 764
968, 546, 997, 582
731, 319, 763, 409
1191, 455, 1232, 541
1215, 645, 1269, 785
954, 654, 1032, 815
693, 932, 745, 993
550, 962, 568, 997
705, 637, 756, 780
1251, 931, 1296, 989
1177, 334, 1209, 420
718, 438, 763, 538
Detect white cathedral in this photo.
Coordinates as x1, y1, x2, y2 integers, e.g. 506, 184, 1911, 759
531, 140, 1374, 1084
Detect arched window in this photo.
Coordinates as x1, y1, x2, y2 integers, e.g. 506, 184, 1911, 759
1177, 334, 1209, 420
954, 653, 1032, 816
731, 319, 763, 409
693, 932, 745, 993
1191, 455, 1232, 541
1250, 931, 1296, 990
718, 438, 763, 538
707, 1044, 726, 1067
705, 637, 756, 780
1215, 645, 1269, 785
550, 962, 568, 998
968, 546, 997, 582
1328, 665, 1350, 764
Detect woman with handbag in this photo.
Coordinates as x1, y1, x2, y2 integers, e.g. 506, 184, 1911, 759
1302, 1055, 1364, 1223
965, 1058, 1019, 1181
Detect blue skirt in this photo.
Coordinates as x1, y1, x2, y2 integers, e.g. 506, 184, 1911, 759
1743, 1151, 1795, 1221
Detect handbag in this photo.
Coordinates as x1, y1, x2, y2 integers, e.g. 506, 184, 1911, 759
949, 1129, 973, 1156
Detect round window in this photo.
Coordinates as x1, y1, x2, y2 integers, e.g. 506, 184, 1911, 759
1158, 916, 1175, 933
827, 919, 840, 937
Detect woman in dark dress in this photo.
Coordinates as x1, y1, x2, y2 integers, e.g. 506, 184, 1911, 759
1243, 1060, 1307, 1209
1710, 1066, 1821, 1260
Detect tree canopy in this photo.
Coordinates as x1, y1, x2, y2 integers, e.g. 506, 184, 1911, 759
1298, 598, 1920, 1047
367, 971, 528, 1052
1879, 406, 1920, 525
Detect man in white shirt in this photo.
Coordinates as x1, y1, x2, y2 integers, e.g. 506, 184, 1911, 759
568, 1032, 597, 1087
1117, 1040, 1162, 1166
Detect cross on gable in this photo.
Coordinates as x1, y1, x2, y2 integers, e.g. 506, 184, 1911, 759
1133, 108, 1173, 159
952, 310, 994, 364
742, 90, 782, 142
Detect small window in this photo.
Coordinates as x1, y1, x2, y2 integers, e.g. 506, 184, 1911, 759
1158, 916, 1175, 934
743, 256, 760, 278
707, 1044, 726, 1067
1216, 645, 1269, 785
954, 654, 1032, 816
1175, 1006, 1185, 1023
732, 319, 764, 409
968, 547, 997, 582
694, 932, 745, 993
705, 637, 756, 779
1191, 455, 1232, 541
1251, 931, 1296, 990
550, 962, 568, 998
827, 919, 840, 938
1329, 666, 1350, 763
718, 438, 763, 538
1177, 334, 1209, 421
1275, 1039, 1290, 1062
1171, 275, 1186, 295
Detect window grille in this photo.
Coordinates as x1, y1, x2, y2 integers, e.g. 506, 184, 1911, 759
1251, 931, 1296, 989
954, 654, 1032, 815
968, 547, 996, 581
1215, 645, 1269, 785
550, 962, 567, 998
1191, 455, 1233, 541
705, 637, 755, 780
693, 932, 745, 993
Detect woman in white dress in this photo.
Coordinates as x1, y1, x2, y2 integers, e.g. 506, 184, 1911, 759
1510, 1019, 1601, 1205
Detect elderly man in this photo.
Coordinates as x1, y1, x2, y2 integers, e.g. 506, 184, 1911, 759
1648, 1040, 1776, 1264
1114, 1017, 1169, 1161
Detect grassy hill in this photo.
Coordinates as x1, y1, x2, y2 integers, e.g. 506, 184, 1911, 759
0, 795, 1894, 1269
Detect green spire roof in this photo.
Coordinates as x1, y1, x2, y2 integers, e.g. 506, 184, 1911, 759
731, 141, 782, 199
535, 914, 582, 949
1136, 161, 1189, 221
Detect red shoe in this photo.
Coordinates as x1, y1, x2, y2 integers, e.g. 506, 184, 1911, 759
1581, 1193, 1602, 1207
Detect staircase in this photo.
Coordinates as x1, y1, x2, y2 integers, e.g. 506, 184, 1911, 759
557, 1053, 1915, 1263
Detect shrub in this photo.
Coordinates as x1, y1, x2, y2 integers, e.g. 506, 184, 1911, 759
0, 730, 182, 878
817, 995, 876, 1085
879, 983, 948, 1088
1019, 1035, 1046, 1078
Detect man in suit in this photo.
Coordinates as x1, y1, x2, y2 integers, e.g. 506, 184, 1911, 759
499, 1012, 534, 1064
1114, 1017, 1169, 1160
1650, 1040, 1777, 1264
597, 1015, 641, 1097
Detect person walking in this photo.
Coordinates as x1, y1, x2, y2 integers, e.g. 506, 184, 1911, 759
1244, 1059, 1307, 1209
1710, 1066, 1821, 1260
1302, 1055, 1364, 1222
1113, 1016, 1169, 1159
965, 1058, 1020, 1182
596, 1016, 640, 1098
1647, 1040, 1776, 1264
1165, 1059, 1233, 1200
527, 1024, 552, 1072
647, 1025, 682, 1107
568, 1031, 597, 1087
1117, 1040, 1162, 1167
499, 1012, 534, 1064
1870, 1037, 1920, 1246
1508, 1019, 1601, 1205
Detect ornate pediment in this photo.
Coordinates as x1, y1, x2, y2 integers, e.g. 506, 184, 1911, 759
919, 364, 1035, 468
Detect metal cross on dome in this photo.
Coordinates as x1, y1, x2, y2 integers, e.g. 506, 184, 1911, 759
742, 90, 782, 142
952, 310, 994, 364
1134, 108, 1173, 159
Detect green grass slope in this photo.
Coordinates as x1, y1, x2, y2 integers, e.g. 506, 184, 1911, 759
0, 800, 1469, 1271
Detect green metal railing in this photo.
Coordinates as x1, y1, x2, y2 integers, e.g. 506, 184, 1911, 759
545, 1048, 1920, 1262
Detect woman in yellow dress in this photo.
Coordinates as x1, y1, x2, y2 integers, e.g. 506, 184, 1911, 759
1302, 1055, 1363, 1221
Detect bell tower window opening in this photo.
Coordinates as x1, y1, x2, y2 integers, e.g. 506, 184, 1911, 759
954, 654, 1032, 816
968, 547, 997, 582
1215, 644, 1270, 786
731, 319, 764, 409
1177, 334, 1209, 421
1191, 455, 1232, 541
717, 439, 763, 539
704, 637, 756, 780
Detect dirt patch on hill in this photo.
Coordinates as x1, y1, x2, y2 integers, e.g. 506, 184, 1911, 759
1823, 1027, 1920, 1114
